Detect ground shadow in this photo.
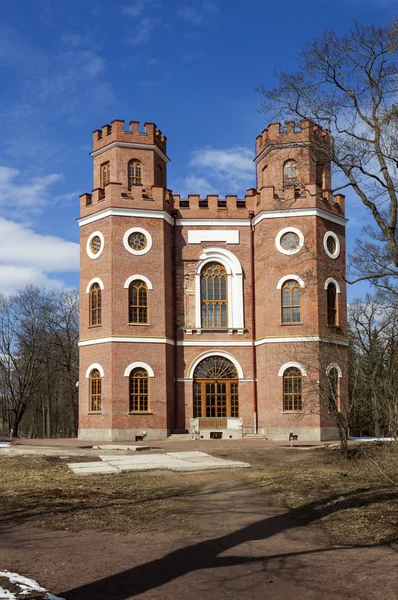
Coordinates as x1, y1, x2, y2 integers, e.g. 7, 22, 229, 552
59, 487, 397, 599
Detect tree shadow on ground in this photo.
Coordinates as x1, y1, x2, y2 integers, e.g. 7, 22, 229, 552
59, 487, 397, 599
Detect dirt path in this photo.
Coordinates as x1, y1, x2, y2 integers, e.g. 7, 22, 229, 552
1, 476, 396, 600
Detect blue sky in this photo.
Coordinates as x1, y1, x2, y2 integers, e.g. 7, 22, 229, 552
0, 0, 395, 298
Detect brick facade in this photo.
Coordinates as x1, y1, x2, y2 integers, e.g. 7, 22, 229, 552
78, 119, 348, 442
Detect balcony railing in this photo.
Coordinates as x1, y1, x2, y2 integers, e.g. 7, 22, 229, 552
190, 417, 243, 435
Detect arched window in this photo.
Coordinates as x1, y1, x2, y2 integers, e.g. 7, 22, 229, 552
282, 280, 301, 323
100, 161, 110, 187
89, 283, 102, 326
89, 369, 102, 412
193, 356, 239, 418
128, 280, 148, 323
327, 282, 338, 326
283, 367, 302, 412
283, 160, 297, 187
128, 159, 142, 187
327, 367, 340, 412
129, 368, 149, 412
200, 262, 228, 328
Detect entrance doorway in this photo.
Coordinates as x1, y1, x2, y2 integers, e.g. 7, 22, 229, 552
193, 356, 239, 418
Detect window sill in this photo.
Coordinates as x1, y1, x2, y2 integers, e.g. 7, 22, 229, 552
88, 412, 102, 415
88, 325, 102, 329
128, 323, 151, 326
280, 322, 303, 326
185, 328, 245, 335
128, 412, 153, 415
282, 411, 304, 414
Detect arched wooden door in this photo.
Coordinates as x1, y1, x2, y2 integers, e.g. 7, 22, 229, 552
193, 356, 239, 418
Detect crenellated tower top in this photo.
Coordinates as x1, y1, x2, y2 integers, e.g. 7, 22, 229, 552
92, 119, 167, 154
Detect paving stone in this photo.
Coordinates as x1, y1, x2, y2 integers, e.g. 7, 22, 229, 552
93, 445, 150, 451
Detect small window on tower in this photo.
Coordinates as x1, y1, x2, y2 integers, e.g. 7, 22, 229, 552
128, 159, 143, 188
100, 162, 110, 187
283, 160, 297, 187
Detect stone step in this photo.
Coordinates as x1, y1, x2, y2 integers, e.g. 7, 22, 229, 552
167, 434, 192, 440
243, 433, 267, 439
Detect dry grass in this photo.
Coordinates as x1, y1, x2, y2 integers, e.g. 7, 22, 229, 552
0, 444, 397, 546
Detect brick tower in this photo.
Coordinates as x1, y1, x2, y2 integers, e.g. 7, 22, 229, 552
78, 119, 348, 442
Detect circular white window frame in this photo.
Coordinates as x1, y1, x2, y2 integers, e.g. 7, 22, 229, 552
275, 227, 304, 255
323, 231, 340, 259
123, 227, 152, 256
86, 231, 104, 259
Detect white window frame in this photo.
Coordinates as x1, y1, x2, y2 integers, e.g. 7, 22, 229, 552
195, 246, 244, 331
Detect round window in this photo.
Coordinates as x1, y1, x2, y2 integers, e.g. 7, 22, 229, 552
128, 232, 147, 251
326, 236, 336, 255
323, 232, 340, 259
90, 235, 102, 255
280, 232, 300, 251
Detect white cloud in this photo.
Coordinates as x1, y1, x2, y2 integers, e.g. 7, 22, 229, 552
0, 218, 79, 273
61, 32, 85, 47
0, 167, 62, 213
182, 146, 254, 195
0, 218, 79, 294
177, 2, 220, 26
121, 1, 147, 17
128, 17, 157, 45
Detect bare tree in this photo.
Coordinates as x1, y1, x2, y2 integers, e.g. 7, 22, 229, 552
258, 19, 398, 295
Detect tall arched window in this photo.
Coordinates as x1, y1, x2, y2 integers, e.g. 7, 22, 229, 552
327, 367, 340, 412
128, 280, 148, 323
283, 367, 302, 412
201, 262, 228, 328
90, 283, 102, 326
100, 161, 110, 187
282, 280, 301, 323
128, 159, 142, 187
327, 282, 338, 326
89, 369, 102, 412
193, 356, 239, 418
283, 160, 297, 187
129, 368, 149, 412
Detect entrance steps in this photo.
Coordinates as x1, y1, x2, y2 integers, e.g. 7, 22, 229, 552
243, 433, 267, 439
167, 433, 192, 441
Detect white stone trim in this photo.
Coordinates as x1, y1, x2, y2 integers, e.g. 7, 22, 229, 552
79, 335, 349, 348
326, 363, 343, 377
276, 274, 305, 289
85, 363, 104, 378
324, 278, 341, 293
188, 230, 239, 244
85, 277, 104, 293
323, 231, 341, 259
254, 208, 347, 227
195, 246, 244, 330
275, 227, 304, 255
79, 208, 174, 227
90, 140, 170, 164
124, 275, 153, 289
187, 350, 244, 380
123, 227, 152, 255
79, 207, 347, 229
79, 337, 173, 346
86, 231, 104, 259
124, 361, 154, 377
177, 377, 254, 383
255, 336, 348, 347
278, 362, 308, 376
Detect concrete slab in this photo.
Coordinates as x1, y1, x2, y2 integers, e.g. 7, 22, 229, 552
167, 451, 208, 459
68, 462, 119, 475
93, 445, 150, 451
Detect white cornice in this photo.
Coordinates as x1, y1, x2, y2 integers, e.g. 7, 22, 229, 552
90, 140, 170, 163
79, 335, 348, 347
78, 206, 347, 228
253, 207, 348, 227
78, 207, 174, 227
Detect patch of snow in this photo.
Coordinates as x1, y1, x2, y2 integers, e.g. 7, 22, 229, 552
0, 571, 64, 600
349, 437, 395, 442
0, 443, 10, 448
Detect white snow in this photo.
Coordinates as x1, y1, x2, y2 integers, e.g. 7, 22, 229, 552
349, 437, 395, 442
0, 571, 64, 600
0, 443, 10, 448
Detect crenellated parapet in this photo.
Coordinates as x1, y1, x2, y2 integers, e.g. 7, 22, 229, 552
172, 189, 257, 215
92, 120, 167, 153
255, 119, 329, 157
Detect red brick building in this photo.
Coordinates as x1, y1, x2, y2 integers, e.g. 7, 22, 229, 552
78, 119, 348, 442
